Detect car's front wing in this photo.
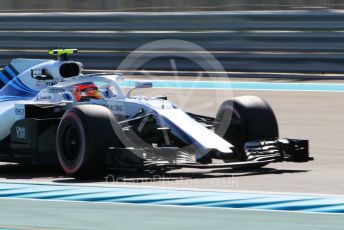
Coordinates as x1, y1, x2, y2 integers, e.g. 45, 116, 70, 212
106, 138, 312, 171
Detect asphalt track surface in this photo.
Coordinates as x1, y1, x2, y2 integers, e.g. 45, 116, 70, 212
0, 77, 343, 194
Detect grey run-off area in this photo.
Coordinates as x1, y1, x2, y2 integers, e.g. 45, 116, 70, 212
0, 198, 342, 230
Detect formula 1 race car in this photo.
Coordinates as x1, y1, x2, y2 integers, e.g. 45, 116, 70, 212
0, 49, 312, 178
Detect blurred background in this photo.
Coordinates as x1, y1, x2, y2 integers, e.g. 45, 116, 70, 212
1, 0, 344, 11
0, 0, 344, 78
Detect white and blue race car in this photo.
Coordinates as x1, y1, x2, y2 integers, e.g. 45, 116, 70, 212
0, 49, 311, 178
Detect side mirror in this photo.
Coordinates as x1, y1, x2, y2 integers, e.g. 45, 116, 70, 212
135, 81, 153, 89
127, 81, 153, 98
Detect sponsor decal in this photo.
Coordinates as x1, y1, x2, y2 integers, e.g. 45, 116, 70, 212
14, 104, 26, 121
108, 104, 124, 112
15, 108, 25, 116
15, 126, 26, 139
38, 95, 52, 100
91, 100, 125, 114
48, 88, 65, 93
37, 80, 58, 88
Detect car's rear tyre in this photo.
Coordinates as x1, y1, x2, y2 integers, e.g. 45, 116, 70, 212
56, 105, 120, 179
215, 96, 278, 162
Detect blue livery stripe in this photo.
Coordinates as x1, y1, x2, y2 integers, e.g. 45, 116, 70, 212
5, 78, 39, 94
0, 95, 34, 102
0, 78, 39, 98
63, 92, 72, 101
12, 78, 38, 93
62, 93, 68, 100
0, 72, 10, 84
8, 64, 19, 75
5, 80, 36, 95
4, 66, 17, 79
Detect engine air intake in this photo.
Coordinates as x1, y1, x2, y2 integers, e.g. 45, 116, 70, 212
59, 63, 80, 78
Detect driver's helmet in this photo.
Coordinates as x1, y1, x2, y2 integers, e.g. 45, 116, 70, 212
72, 82, 102, 102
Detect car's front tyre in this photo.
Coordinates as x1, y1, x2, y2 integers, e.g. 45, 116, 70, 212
215, 95, 279, 161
